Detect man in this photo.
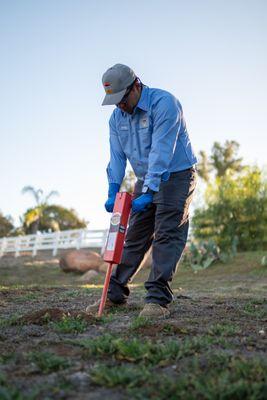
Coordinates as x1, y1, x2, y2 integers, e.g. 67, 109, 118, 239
86, 63, 197, 318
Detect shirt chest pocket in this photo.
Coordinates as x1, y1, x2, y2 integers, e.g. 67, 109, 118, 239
118, 124, 129, 147
138, 117, 152, 149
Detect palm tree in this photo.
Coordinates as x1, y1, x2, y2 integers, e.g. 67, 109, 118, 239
21, 186, 59, 233
21, 186, 59, 206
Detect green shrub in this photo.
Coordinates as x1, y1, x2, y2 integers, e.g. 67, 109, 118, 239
193, 167, 267, 251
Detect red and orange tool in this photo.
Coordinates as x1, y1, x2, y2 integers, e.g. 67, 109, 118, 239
98, 192, 132, 317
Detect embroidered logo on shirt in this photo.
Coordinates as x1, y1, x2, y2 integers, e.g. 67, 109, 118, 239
120, 125, 128, 131
139, 117, 149, 129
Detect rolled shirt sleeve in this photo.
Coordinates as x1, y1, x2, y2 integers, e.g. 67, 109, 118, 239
143, 95, 181, 192
106, 113, 127, 185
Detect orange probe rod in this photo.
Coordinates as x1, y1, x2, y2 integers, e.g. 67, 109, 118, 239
97, 262, 113, 317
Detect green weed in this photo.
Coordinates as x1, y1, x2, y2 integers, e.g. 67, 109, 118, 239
129, 316, 153, 331
161, 323, 189, 334
90, 363, 151, 388
97, 314, 115, 324
0, 386, 33, 400
208, 323, 241, 336
66, 334, 118, 355
13, 292, 40, 303
50, 315, 88, 333
128, 356, 267, 400
0, 371, 37, 400
243, 301, 267, 318
27, 351, 70, 373
0, 314, 22, 328
0, 352, 18, 365
69, 334, 221, 365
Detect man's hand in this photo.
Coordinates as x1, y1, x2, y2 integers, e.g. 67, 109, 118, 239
132, 193, 153, 212
104, 183, 120, 213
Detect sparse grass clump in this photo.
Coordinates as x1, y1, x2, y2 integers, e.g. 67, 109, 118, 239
91, 364, 151, 388
129, 316, 153, 331
68, 333, 223, 365
208, 323, 241, 336
243, 300, 267, 318
0, 313, 23, 328
28, 351, 70, 373
50, 314, 88, 333
89, 352, 267, 400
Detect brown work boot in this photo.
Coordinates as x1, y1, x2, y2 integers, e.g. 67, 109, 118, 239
85, 298, 126, 314
139, 303, 170, 319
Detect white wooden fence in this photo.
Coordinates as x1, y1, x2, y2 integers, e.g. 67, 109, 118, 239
0, 229, 109, 258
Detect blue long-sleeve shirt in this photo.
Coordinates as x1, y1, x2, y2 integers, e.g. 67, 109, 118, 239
106, 86, 197, 192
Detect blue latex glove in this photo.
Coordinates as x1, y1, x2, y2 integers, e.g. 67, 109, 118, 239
132, 193, 153, 213
104, 183, 120, 213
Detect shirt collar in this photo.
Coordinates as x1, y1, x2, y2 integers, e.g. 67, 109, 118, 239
136, 85, 149, 112
118, 86, 149, 117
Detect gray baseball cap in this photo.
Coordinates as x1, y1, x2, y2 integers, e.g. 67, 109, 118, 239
102, 64, 136, 106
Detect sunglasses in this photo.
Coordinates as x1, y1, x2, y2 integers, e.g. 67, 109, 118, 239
116, 80, 136, 106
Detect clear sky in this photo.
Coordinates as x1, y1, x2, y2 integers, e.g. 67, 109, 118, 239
0, 0, 266, 229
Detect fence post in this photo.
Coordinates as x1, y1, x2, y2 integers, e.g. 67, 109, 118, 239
32, 233, 40, 257
53, 231, 60, 257
15, 237, 21, 257
101, 229, 109, 256
0, 237, 7, 258
76, 229, 84, 250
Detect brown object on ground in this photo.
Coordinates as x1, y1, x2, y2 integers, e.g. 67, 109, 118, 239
59, 250, 102, 273
98, 261, 109, 273
78, 270, 99, 283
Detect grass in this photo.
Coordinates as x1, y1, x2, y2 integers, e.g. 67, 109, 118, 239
0, 373, 72, 400
12, 291, 41, 302
68, 333, 229, 365
0, 313, 23, 328
242, 300, 267, 318
49, 314, 88, 334
0, 352, 18, 365
91, 363, 151, 388
129, 316, 153, 330
89, 354, 267, 400
0, 371, 37, 400
208, 323, 241, 336
27, 351, 70, 373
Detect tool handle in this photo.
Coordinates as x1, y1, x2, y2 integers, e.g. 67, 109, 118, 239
98, 262, 113, 317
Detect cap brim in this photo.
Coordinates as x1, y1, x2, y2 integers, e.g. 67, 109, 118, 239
102, 88, 127, 106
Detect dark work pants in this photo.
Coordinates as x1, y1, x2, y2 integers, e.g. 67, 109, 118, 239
108, 167, 197, 306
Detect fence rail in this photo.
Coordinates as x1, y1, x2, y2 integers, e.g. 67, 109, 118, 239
0, 229, 109, 258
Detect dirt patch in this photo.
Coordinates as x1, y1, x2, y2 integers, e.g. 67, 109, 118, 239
132, 322, 191, 336
16, 307, 97, 325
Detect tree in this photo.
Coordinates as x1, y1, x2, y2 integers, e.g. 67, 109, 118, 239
197, 150, 212, 183
21, 186, 59, 234
21, 186, 59, 206
22, 205, 87, 234
197, 140, 244, 182
120, 170, 136, 193
0, 212, 14, 238
192, 167, 267, 251
210, 140, 243, 177
39, 205, 87, 231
